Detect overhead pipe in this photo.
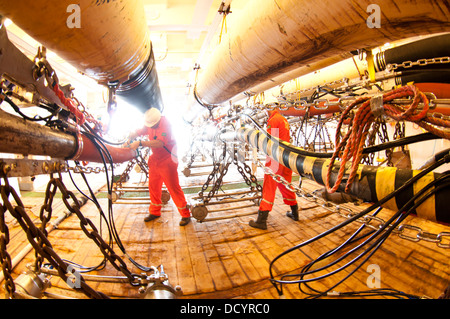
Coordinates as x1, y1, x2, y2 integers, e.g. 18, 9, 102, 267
0, 109, 136, 163
0, 0, 163, 112
233, 126, 450, 224
229, 54, 355, 105
194, 0, 450, 106
237, 33, 449, 108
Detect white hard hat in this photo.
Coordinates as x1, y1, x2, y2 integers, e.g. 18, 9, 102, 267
143, 108, 161, 127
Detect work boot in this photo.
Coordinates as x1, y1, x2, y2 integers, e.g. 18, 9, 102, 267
179, 217, 191, 226
249, 210, 269, 230
286, 204, 299, 221
144, 214, 160, 222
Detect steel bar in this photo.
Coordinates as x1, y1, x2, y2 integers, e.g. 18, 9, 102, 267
192, 189, 260, 200
201, 195, 261, 206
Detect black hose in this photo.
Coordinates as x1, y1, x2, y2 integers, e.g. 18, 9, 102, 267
242, 113, 440, 158
395, 70, 450, 85
375, 34, 450, 71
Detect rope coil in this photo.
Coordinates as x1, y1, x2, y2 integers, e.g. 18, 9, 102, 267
326, 84, 449, 194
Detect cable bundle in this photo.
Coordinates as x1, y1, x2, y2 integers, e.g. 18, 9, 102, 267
270, 153, 450, 299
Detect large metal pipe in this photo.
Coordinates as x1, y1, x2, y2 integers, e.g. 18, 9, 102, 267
234, 126, 450, 224
74, 134, 137, 163
195, 0, 450, 105
0, 109, 136, 163
0, 0, 163, 112
0, 109, 77, 159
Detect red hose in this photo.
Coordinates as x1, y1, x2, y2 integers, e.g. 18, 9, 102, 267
71, 134, 136, 163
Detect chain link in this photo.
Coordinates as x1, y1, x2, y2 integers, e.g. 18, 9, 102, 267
386, 56, 450, 71
0, 172, 111, 298
0, 168, 155, 298
0, 199, 15, 298
198, 145, 228, 203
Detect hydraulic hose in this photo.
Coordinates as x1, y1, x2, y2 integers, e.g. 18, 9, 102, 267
375, 34, 450, 71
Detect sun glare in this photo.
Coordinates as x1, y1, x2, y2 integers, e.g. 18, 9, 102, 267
105, 102, 144, 140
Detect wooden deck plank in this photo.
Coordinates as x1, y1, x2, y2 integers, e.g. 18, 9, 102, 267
1, 173, 449, 300
192, 221, 234, 292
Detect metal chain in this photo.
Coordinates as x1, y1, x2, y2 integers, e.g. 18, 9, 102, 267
51, 175, 145, 286
378, 120, 393, 166
198, 145, 229, 203
0, 170, 154, 298
34, 175, 58, 271
67, 162, 121, 175
393, 121, 407, 153
200, 161, 231, 204
256, 159, 450, 248
68, 166, 105, 174
111, 149, 148, 189
0, 172, 109, 298
232, 150, 262, 193
386, 56, 450, 71
0, 198, 15, 298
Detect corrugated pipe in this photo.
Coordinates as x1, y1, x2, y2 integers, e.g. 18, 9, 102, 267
374, 34, 450, 72
115, 47, 163, 113
395, 71, 450, 86
235, 126, 450, 224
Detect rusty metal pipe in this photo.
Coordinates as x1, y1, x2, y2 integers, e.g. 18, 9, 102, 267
195, 0, 450, 105
0, 108, 77, 158
0, 109, 136, 163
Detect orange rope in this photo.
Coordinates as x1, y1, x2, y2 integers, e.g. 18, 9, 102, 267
326, 84, 449, 194
52, 83, 85, 125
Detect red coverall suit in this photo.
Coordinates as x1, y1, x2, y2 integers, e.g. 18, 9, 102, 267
259, 110, 297, 211
136, 116, 190, 218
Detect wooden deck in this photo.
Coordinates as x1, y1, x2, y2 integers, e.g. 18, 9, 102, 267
1, 167, 449, 300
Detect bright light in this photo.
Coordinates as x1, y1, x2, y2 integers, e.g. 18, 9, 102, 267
106, 102, 144, 140
3, 18, 12, 27
164, 106, 191, 158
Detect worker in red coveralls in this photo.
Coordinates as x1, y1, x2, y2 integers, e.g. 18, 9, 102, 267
249, 109, 299, 230
127, 108, 191, 226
